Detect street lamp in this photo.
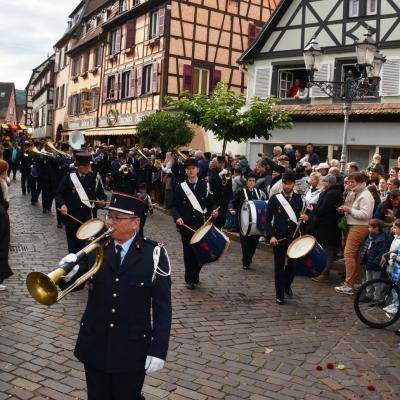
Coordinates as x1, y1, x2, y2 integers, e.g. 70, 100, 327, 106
303, 27, 386, 173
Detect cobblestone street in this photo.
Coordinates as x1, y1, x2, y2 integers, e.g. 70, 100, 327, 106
1, 178, 400, 400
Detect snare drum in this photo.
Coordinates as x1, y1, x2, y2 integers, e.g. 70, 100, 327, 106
190, 224, 230, 265
287, 235, 326, 277
240, 200, 268, 236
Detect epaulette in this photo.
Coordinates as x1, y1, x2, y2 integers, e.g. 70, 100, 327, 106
143, 238, 165, 248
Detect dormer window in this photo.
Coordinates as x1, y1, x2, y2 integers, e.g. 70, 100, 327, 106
119, 0, 127, 13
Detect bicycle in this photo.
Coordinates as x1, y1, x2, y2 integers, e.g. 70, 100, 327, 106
354, 256, 400, 329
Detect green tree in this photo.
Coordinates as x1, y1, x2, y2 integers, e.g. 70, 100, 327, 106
137, 111, 194, 152
166, 82, 293, 153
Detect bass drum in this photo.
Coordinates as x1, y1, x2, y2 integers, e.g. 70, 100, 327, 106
240, 200, 268, 236
287, 235, 327, 277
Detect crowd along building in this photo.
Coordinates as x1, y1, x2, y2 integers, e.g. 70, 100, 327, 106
238, 0, 400, 170
46, 0, 279, 148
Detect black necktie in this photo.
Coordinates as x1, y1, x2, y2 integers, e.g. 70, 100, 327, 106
115, 245, 123, 266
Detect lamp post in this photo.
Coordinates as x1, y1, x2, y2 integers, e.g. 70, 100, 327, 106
303, 28, 386, 173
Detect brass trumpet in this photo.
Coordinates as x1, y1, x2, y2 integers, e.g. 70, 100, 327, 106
30, 146, 53, 157
221, 171, 232, 186
45, 140, 71, 159
121, 164, 130, 174
26, 220, 113, 306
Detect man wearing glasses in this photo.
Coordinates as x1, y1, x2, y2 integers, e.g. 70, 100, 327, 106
59, 192, 172, 400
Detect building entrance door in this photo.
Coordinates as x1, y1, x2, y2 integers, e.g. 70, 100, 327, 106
349, 148, 370, 170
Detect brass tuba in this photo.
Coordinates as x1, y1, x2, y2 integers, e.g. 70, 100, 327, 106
175, 148, 188, 162
30, 146, 54, 157
26, 220, 113, 306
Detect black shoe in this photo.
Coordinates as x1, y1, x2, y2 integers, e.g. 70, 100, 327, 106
242, 265, 249, 270
57, 223, 62, 228
285, 287, 293, 297
395, 329, 400, 336
194, 278, 200, 284
276, 298, 285, 305
186, 283, 195, 290
140, 394, 146, 400
42, 209, 47, 213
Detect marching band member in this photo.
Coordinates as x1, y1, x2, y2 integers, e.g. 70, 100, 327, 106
265, 173, 305, 304
111, 149, 136, 194
56, 152, 107, 254
171, 158, 218, 289
231, 173, 266, 269
58, 192, 172, 400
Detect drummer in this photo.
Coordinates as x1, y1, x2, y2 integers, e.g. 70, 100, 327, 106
265, 172, 305, 305
171, 158, 218, 289
230, 173, 266, 270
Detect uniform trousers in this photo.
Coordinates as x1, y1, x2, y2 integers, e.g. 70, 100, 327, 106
21, 172, 29, 195
181, 236, 202, 284
272, 244, 295, 299
65, 225, 85, 254
85, 365, 145, 400
240, 234, 260, 268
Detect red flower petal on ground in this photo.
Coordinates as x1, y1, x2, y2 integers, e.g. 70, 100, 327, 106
367, 385, 376, 391
316, 365, 323, 371
326, 363, 334, 369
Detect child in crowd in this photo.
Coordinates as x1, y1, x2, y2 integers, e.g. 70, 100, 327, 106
136, 182, 153, 237
381, 219, 400, 315
359, 218, 389, 301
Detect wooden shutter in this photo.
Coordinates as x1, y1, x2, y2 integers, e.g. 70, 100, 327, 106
115, 28, 121, 53
254, 67, 272, 98
380, 59, 400, 96
102, 76, 108, 102
125, 19, 136, 49
84, 53, 89, 72
248, 23, 257, 47
136, 65, 143, 96
310, 63, 331, 97
182, 64, 193, 92
212, 69, 222, 89
159, 6, 166, 36
67, 96, 71, 115
130, 68, 137, 97
152, 62, 159, 93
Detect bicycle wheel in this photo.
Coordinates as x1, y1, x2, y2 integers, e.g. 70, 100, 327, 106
354, 278, 400, 328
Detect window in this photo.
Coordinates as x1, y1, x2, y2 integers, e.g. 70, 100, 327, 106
60, 84, 65, 107
47, 110, 53, 125
150, 10, 159, 38
9, 107, 14, 115
142, 65, 152, 94
133, 0, 141, 6
275, 68, 308, 99
81, 53, 89, 73
119, 0, 127, 13
121, 71, 131, 98
93, 47, 102, 68
193, 68, 210, 95
72, 58, 80, 77
41, 107, 45, 126
109, 30, 120, 55
55, 87, 59, 108
348, 0, 377, 17
0, 92, 5, 97
91, 87, 100, 110
107, 75, 116, 98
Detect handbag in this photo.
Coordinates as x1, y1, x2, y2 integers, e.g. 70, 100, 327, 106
337, 215, 347, 231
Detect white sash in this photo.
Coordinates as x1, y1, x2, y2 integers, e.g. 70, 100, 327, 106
276, 193, 298, 224
70, 173, 93, 209
244, 188, 260, 201
181, 182, 205, 215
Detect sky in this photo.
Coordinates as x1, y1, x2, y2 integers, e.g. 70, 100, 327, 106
0, 0, 80, 90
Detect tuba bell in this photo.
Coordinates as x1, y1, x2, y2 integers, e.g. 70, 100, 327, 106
26, 220, 113, 306
69, 130, 85, 151
45, 140, 71, 159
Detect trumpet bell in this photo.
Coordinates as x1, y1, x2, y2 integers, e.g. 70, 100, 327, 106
26, 269, 65, 306
76, 218, 105, 240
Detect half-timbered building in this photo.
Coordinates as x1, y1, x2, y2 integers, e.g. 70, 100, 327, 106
239, 0, 400, 169
77, 0, 279, 148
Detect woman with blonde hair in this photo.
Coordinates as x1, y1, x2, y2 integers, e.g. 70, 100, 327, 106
304, 172, 323, 209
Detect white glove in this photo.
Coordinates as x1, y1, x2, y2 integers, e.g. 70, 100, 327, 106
145, 356, 165, 373
119, 165, 126, 172
59, 253, 78, 266
218, 168, 228, 177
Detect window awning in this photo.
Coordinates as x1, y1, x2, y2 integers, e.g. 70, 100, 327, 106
9, 124, 18, 130
18, 124, 27, 130
1, 124, 9, 129
63, 126, 138, 137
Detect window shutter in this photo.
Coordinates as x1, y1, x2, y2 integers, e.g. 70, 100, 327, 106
125, 19, 136, 49
152, 62, 159, 93
102, 76, 108, 102
159, 6, 166, 36
248, 23, 257, 47
115, 28, 121, 53
130, 68, 136, 97
310, 63, 331, 97
54, 52, 59, 73
212, 69, 222, 89
380, 59, 400, 96
115, 73, 121, 99
183, 64, 193, 92
136, 65, 143, 96
254, 67, 272, 98
67, 96, 71, 115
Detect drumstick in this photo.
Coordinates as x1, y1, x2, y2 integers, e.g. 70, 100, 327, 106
266, 237, 286, 246
57, 208, 83, 225
204, 206, 221, 226
82, 198, 110, 204
182, 224, 196, 233
293, 205, 308, 238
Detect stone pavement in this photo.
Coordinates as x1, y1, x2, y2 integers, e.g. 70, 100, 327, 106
1, 177, 400, 400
